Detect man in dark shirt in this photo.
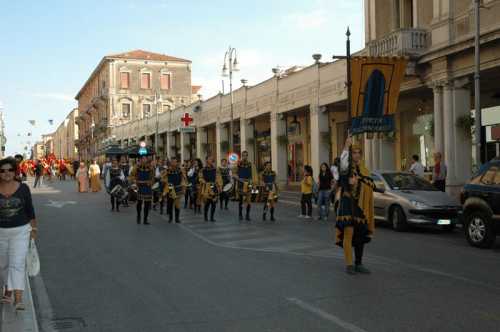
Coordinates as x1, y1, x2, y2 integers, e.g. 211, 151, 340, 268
33, 160, 43, 188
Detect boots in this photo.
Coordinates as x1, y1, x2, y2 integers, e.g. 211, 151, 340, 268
210, 204, 216, 222
262, 212, 266, 221
204, 204, 209, 222
245, 205, 251, 221
175, 208, 180, 223
136, 214, 141, 224
270, 207, 275, 222
239, 204, 243, 220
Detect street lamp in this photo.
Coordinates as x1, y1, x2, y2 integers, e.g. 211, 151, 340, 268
154, 90, 163, 155
222, 46, 239, 153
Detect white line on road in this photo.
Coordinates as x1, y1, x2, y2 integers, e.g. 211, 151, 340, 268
287, 297, 368, 332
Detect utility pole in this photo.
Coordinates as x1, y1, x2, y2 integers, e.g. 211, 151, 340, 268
474, 0, 483, 165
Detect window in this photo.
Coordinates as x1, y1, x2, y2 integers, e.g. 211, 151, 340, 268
143, 104, 151, 118
122, 104, 131, 119
162, 104, 171, 113
141, 73, 151, 89
160, 73, 171, 90
120, 72, 129, 89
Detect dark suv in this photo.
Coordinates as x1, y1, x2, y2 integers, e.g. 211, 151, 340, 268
461, 159, 500, 248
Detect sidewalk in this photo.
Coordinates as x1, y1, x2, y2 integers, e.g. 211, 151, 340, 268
1, 274, 39, 332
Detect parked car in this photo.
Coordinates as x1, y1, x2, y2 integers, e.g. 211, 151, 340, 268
371, 171, 462, 231
461, 159, 500, 248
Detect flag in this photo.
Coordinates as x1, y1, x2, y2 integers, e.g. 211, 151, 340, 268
28, 120, 36, 126
350, 56, 407, 135
27, 133, 32, 136
48, 119, 53, 125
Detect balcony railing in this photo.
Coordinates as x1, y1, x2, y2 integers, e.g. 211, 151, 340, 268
368, 28, 429, 58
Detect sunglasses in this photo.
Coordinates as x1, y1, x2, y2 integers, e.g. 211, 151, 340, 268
0, 168, 15, 174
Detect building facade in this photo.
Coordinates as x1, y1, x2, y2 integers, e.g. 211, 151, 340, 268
75, 50, 193, 161
53, 108, 79, 159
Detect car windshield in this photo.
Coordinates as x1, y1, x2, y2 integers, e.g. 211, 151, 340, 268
382, 173, 438, 191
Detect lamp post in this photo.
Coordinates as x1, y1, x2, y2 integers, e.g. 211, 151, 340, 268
473, 0, 482, 165
222, 46, 239, 153
154, 90, 163, 156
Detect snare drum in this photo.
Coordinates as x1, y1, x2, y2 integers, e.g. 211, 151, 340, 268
223, 182, 233, 193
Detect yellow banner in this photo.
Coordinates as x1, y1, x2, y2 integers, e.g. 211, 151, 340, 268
350, 57, 407, 119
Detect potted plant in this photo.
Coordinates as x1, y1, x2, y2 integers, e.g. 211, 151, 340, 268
277, 134, 289, 146
456, 114, 474, 137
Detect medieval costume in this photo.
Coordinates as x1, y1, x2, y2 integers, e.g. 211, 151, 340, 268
105, 165, 125, 212
187, 164, 202, 214
88, 162, 102, 192
335, 144, 375, 274
162, 165, 185, 223
234, 159, 258, 221
130, 162, 154, 225
261, 167, 278, 222
200, 163, 222, 222
218, 164, 232, 210
76, 163, 89, 193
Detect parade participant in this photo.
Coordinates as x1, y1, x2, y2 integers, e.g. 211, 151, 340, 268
33, 160, 43, 188
183, 160, 192, 209
200, 156, 222, 222
234, 150, 257, 221
154, 159, 168, 213
299, 165, 313, 219
336, 135, 375, 275
218, 158, 232, 210
72, 159, 80, 180
188, 159, 203, 214
14, 155, 23, 182
317, 163, 334, 221
105, 158, 125, 212
119, 156, 130, 207
162, 157, 185, 223
130, 156, 154, 225
88, 160, 102, 192
59, 160, 67, 181
76, 162, 89, 192
261, 161, 278, 222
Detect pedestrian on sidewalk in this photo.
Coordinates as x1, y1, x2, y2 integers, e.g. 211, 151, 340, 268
336, 136, 375, 275
76, 162, 89, 193
317, 163, 334, 221
0, 157, 38, 311
432, 152, 447, 192
299, 165, 313, 219
409, 154, 425, 178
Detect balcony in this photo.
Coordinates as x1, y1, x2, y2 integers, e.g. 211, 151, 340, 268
368, 28, 429, 58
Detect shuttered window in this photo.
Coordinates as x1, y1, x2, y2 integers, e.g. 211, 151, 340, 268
122, 104, 130, 119
160, 73, 171, 90
141, 73, 151, 89
120, 72, 129, 89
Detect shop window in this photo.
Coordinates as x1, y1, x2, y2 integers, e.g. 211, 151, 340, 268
122, 104, 131, 119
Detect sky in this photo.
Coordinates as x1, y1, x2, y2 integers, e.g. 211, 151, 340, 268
0, 0, 364, 156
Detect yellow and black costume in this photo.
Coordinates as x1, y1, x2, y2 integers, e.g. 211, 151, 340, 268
200, 165, 222, 222
335, 145, 375, 273
261, 169, 278, 221
218, 166, 232, 210
162, 166, 186, 223
234, 159, 258, 221
129, 164, 155, 225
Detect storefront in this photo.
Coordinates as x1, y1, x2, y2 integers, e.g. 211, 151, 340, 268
253, 115, 271, 172
285, 109, 310, 183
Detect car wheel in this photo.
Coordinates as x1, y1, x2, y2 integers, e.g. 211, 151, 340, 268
391, 206, 408, 232
465, 211, 496, 248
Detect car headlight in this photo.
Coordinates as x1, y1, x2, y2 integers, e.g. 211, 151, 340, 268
410, 200, 430, 209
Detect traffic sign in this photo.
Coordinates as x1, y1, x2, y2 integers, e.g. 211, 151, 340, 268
181, 113, 193, 127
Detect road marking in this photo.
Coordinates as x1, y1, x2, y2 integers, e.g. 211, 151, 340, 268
45, 200, 77, 208
287, 297, 368, 332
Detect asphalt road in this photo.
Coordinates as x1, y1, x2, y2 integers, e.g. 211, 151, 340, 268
29, 179, 500, 332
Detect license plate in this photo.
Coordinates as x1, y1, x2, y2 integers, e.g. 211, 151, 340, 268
437, 219, 451, 225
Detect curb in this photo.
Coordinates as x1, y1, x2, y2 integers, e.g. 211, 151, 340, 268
0, 273, 39, 332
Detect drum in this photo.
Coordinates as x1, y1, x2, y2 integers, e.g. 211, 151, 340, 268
223, 182, 233, 193
110, 184, 127, 201
128, 184, 138, 202
152, 182, 160, 192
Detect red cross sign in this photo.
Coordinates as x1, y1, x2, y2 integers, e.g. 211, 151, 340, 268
181, 113, 193, 127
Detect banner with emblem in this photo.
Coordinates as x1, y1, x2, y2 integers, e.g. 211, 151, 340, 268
350, 57, 407, 135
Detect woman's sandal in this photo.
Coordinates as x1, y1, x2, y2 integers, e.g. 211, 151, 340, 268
14, 301, 25, 311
